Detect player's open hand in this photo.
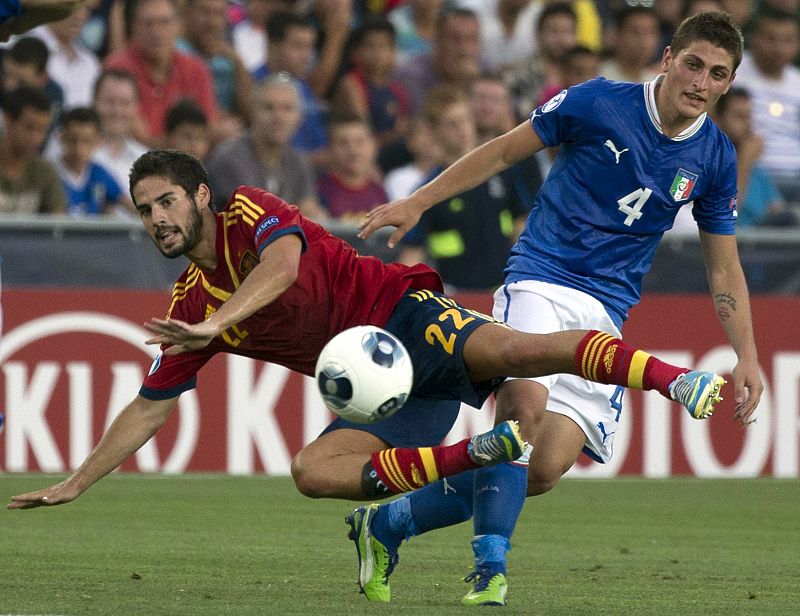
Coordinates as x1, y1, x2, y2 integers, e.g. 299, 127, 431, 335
8, 481, 78, 510
144, 317, 219, 355
358, 197, 425, 248
731, 357, 763, 426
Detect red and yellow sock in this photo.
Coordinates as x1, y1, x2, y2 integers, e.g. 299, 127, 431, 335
575, 330, 687, 397
368, 439, 479, 495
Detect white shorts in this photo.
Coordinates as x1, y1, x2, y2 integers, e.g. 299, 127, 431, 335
492, 280, 623, 463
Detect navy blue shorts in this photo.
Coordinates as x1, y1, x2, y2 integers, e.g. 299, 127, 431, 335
319, 289, 503, 447
320, 395, 461, 448
0, 0, 22, 20
385, 289, 502, 409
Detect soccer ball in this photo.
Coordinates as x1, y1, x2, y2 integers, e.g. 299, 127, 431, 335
315, 326, 414, 424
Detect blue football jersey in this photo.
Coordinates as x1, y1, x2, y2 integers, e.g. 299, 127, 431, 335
506, 77, 738, 327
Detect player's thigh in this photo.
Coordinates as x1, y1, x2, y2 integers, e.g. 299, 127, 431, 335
527, 412, 586, 496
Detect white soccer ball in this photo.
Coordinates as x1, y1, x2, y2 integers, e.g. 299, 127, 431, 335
315, 326, 414, 424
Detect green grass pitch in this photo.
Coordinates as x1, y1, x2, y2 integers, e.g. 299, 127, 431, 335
1, 475, 798, 615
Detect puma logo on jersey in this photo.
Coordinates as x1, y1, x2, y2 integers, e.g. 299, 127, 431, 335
604, 139, 629, 164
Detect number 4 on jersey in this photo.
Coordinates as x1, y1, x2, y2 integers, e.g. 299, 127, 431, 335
617, 188, 653, 226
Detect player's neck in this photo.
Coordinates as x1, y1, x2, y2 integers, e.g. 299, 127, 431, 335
654, 79, 695, 138
186, 211, 219, 271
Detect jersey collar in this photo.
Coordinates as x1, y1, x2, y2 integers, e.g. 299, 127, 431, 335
644, 75, 707, 141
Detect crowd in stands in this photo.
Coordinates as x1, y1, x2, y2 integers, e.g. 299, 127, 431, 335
0, 0, 798, 291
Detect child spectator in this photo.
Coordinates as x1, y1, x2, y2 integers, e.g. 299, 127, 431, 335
332, 15, 410, 149
383, 118, 441, 201
164, 99, 211, 162
316, 114, 388, 222
713, 88, 797, 227
53, 107, 130, 216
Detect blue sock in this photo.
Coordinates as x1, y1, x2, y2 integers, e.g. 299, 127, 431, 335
471, 458, 529, 574
371, 470, 475, 551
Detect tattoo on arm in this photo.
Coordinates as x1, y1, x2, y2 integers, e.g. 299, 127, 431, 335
714, 292, 737, 322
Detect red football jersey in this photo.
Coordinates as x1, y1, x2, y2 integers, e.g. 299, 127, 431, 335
141, 186, 442, 399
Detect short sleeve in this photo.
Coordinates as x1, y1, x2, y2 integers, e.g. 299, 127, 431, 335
529, 78, 602, 148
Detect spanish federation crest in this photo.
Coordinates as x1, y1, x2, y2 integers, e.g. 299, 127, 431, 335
670, 168, 698, 201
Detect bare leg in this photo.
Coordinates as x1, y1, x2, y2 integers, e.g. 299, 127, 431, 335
463, 323, 585, 383
291, 428, 388, 500
494, 380, 586, 496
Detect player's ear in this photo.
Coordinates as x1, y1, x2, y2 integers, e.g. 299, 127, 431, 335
196, 183, 212, 210
660, 46, 672, 72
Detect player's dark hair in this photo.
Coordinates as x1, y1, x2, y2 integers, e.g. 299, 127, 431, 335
5, 37, 50, 74
129, 149, 210, 204
165, 99, 208, 134
714, 86, 749, 116
536, 2, 576, 33
670, 11, 744, 71
266, 11, 314, 43
1, 86, 52, 120
61, 106, 101, 130
93, 68, 140, 101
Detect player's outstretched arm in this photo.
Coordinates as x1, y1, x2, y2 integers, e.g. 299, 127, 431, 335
358, 120, 544, 246
143, 234, 302, 355
0, 0, 84, 42
7, 395, 177, 510
699, 231, 763, 424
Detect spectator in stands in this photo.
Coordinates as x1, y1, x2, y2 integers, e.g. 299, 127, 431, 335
734, 8, 800, 206
713, 88, 797, 227
332, 15, 410, 149
52, 107, 130, 216
91, 68, 148, 197
469, 72, 544, 210
316, 114, 388, 222
206, 74, 325, 221
0, 87, 66, 215
164, 99, 211, 163
253, 11, 328, 159
104, 0, 217, 146
29, 0, 100, 110
232, 0, 285, 74
473, 0, 542, 75
470, 72, 516, 145
178, 0, 253, 144
506, 2, 576, 119
599, 5, 661, 83
387, 0, 443, 64
400, 86, 529, 292
382, 118, 441, 202
1, 36, 64, 129
561, 44, 601, 87
394, 6, 484, 116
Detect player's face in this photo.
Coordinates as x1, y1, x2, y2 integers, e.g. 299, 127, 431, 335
659, 41, 735, 122
133, 176, 206, 259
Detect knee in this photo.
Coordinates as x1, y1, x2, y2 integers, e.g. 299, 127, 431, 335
290, 450, 326, 499
526, 466, 562, 496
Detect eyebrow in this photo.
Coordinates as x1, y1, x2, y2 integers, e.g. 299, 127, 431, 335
685, 53, 732, 74
136, 190, 176, 210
